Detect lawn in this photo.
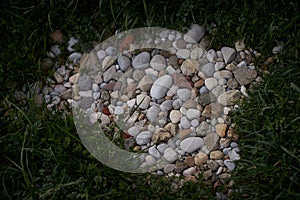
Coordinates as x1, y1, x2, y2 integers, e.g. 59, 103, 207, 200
1, 0, 299, 199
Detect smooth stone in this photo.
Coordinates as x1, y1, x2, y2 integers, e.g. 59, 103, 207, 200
186, 109, 201, 120
150, 55, 166, 70
173, 39, 187, 49
92, 83, 100, 92
227, 78, 239, 89
160, 100, 173, 111
172, 73, 192, 89
169, 110, 182, 123
184, 24, 205, 43
106, 46, 117, 56
180, 137, 204, 153
198, 93, 211, 106
201, 63, 215, 77
223, 147, 232, 155
136, 131, 152, 145
146, 106, 160, 122
205, 78, 218, 90
176, 49, 190, 59
157, 143, 169, 153
132, 52, 150, 69
54, 85, 66, 93
180, 116, 191, 129
102, 56, 117, 71
79, 90, 92, 97
214, 70, 232, 80
118, 55, 131, 71
172, 99, 183, 110
211, 85, 225, 98
150, 75, 173, 99
217, 90, 241, 106
99, 114, 110, 127
163, 147, 178, 163
233, 66, 257, 86
181, 59, 200, 76
183, 167, 196, 176
60, 89, 72, 99
136, 93, 150, 109
224, 160, 236, 171
177, 88, 191, 101
138, 75, 154, 92
164, 164, 176, 174
230, 142, 238, 148
215, 123, 227, 138
205, 133, 220, 151
199, 86, 209, 94
215, 62, 225, 71
221, 47, 236, 64
97, 50, 107, 61
127, 126, 140, 137
149, 145, 161, 159
191, 47, 205, 60
228, 150, 240, 161
210, 150, 224, 160
114, 106, 124, 115
206, 49, 217, 63
178, 129, 193, 140
78, 97, 94, 109
68, 52, 82, 63
191, 119, 200, 127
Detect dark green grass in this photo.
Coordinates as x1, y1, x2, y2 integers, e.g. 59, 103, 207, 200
1, 0, 300, 199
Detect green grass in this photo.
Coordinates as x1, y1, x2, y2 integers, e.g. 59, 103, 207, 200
1, 0, 300, 199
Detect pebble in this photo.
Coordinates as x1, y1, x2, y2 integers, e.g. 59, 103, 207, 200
224, 160, 236, 171
191, 47, 204, 60
233, 66, 257, 86
180, 116, 191, 129
221, 47, 236, 64
149, 145, 161, 159
205, 78, 218, 90
205, 133, 220, 151
215, 62, 225, 71
97, 50, 107, 61
186, 109, 201, 120
164, 164, 176, 174
206, 49, 217, 63
169, 110, 182, 123
138, 75, 154, 92
210, 150, 224, 160
177, 88, 191, 101
150, 55, 167, 70
145, 155, 156, 166
201, 63, 215, 77
146, 106, 160, 122
150, 75, 173, 99
176, 49, 190, 59
127, 126, 140, 137
136, 93, 150, 109
217, 90, 241, 106
164, 147, 178, 163
182, 167, 196, 176
78, 74, 92, 90
136, 131, 152, 145
194, 152, 208, 165
132, 52, 150, 69
180, 137, 204, 153
184, 24, 205, 43
118, 55, 131, 71
228, 150, 240, 161
157, 143, 169, 153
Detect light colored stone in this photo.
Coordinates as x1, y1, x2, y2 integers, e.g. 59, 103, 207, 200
150, 55, 166, 70
177, 88, 191, 101
149, 145, 161, 159
150, 75, 173, 99
132, 52, 150, 69
206, 49, 217, 63
183, 167, 196, 176
233, 66, 257, 86
136, 93, 150, 109
164, 164, 175, 174
180, 137, 204, 153
205, 133, 220, 151
186, 109, 201, 120
184, 24, 205, 43
224, 160, 236, 171
215, 123, 227, 137
217, 90, 241, 106
228, 150, 240, 161
210, 150, 224, 160
163, 147, 178, 163
138, 75, 154, 92
221, 47, 236, 64
176, 49, 190, 59
102, 56, 117, 71
169, 110, 182, 123
136, 131, 152, 145
205, 78, 218, 90
181, 59, 199, 76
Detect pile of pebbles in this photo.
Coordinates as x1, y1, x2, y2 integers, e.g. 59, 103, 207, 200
12, 24, 281, 197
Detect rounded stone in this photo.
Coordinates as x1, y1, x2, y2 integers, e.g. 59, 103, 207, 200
169, 110, 182, 123
118, 55, 131, 71
136, 131, 152, 145
150, 55, 167, 71
186, 109, 201, 120
180, 137, 204, 153
132, 52, 150, 69
177, 88, 191, 102
150, 75, 173, 99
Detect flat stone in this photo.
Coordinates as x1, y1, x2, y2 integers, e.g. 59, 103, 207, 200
150, 75, 173, 99
214, 70, 232, 80
136, 131, 152, 145
176, 49, 190, 59
206, 49, 217, 63
102, 56, 117, 71
177, 88, 191, 101
210, 150, 224, 160
148, 145, 161, 159
233, 66, 257, 86
201, 63, 215, 77
150, 55, 166, 70
127, 126, 139, 137
178, 129, 193, 140
157, 143, 169, 153
186, 109, 201, 120
184, 156, 195, 167
136, 93, 150, 109
205, 78, 218, 90
228, 150, 240, 161
169, 110, 182, 123
103, 65, 116, 83
194, 152, 208, 165
221, 47, 236, 64
160, 100, 173, 111
163, 147, 178, 163
180, 116, 191, 129
198, 93, 211, 106
97, 50, 107, 61
215, 62, 225, 71
180, 137, 204, 153
217, 90, 241, 106
146, 106, 160, 122
205, 133, 220, 151
118, 55, 131, 71
145, 155, 156, 166
138, 75, 154, 92
181, 59, 199, 76
78, 97, 94, 109
132, 52, 150, 69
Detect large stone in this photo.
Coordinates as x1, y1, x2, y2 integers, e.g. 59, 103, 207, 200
138, 75, 154, 92
221, 47, 236, 64
150, 75, 173, 99
233, 66, 257, 86
217, 90, 241, 106
180, 137, 204, 153
132, 52, 150, 69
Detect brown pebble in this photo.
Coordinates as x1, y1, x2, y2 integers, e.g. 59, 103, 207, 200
263, 56, 274, 66
49, 30, 64, 43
